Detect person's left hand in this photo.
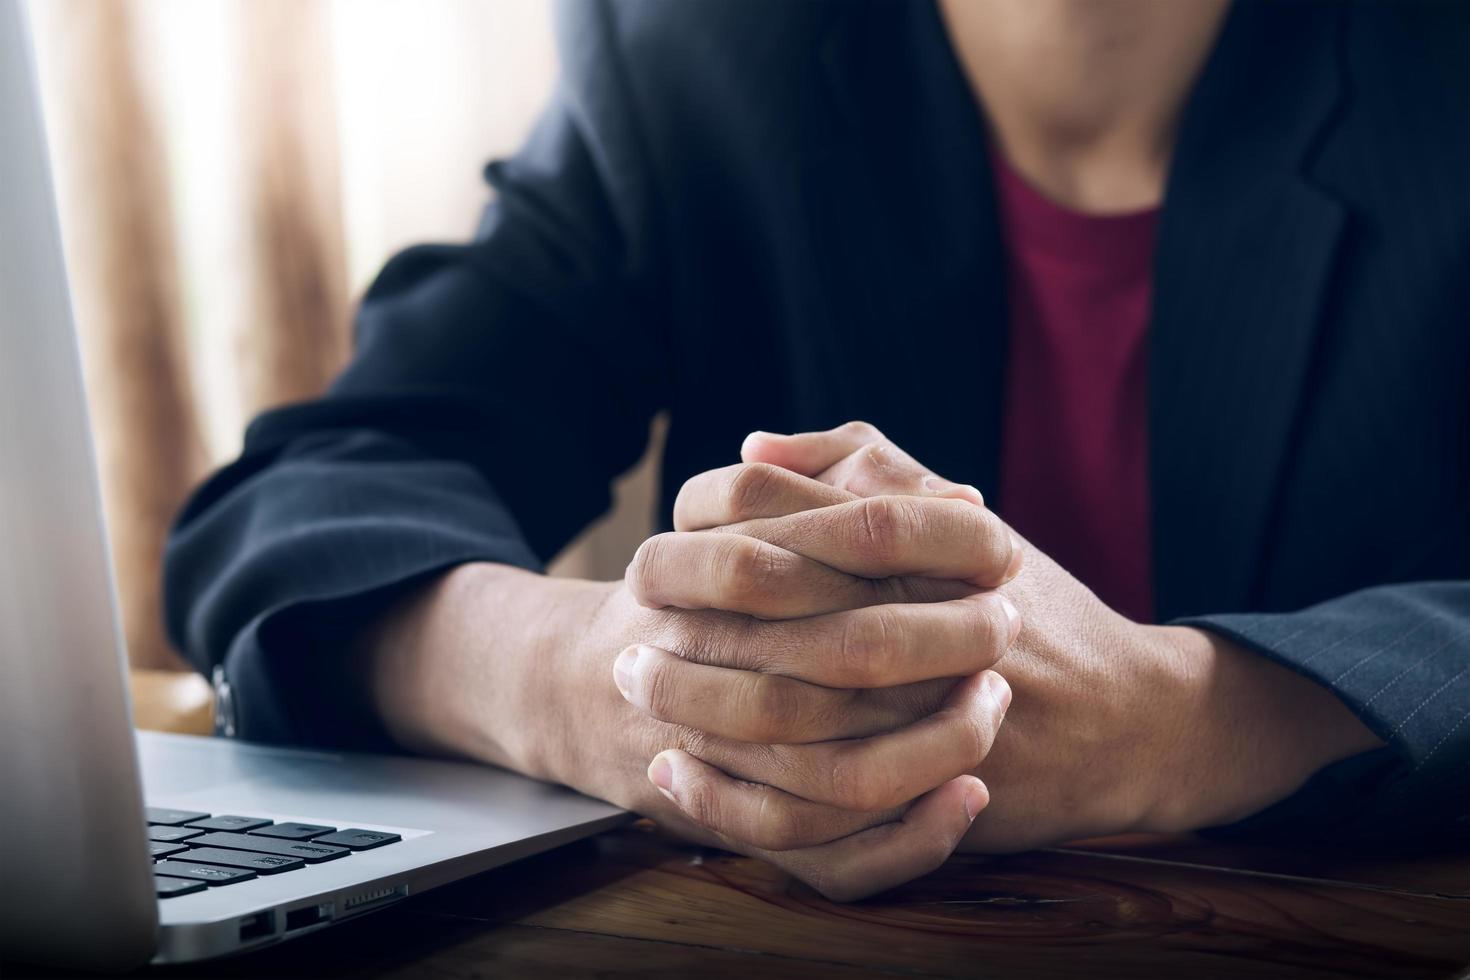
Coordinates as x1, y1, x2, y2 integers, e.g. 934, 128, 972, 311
652, 422, 1383, 852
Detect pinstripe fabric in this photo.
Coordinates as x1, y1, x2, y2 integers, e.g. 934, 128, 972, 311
1185, 583, 1470, 845
1172, 1, 1470, 845
164, 0, 1469, 846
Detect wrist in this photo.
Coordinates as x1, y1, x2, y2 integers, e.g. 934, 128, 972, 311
1079, 620, 1198, 839
363, 562, 521, 762
1135, 625, 1383, 834
363, 562, 609, 777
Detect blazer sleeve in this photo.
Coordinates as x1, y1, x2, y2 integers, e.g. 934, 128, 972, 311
1182, 580, 1470, 849
163, 0, 668, 748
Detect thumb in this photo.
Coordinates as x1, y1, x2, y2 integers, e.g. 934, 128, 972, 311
743, 423, 983, 506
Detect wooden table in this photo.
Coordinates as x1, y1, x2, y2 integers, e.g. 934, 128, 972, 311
133, 821, 1464, 979
17, 673, 1465, 979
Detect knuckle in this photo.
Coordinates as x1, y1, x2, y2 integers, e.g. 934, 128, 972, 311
970, 510, 1012, 581
753, 795, 813, 851
672, 473, 706, 530
627, 533, 674, 603
849, 496, 906, 566
857, 440, 894, 475
955, 696, 997, 767
716, 537, 782, 609
819, 747, 855, 810
742, 674, 802, 743
679, 771, 720, 830
725, 462, 784, 522
640, 656, 680, 721
838, 607, 895, 686
834, 440, 895, 495
973, 597, 1010, 666
826, 744, 889, 812
839, 420, 884, 442
962, 711, 991, 768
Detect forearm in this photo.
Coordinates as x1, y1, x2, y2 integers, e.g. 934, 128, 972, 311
363, 561, 611, 779
1141, 625, 1383, 833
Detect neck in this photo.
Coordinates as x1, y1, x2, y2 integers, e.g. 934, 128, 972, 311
938, 0, 1230, 213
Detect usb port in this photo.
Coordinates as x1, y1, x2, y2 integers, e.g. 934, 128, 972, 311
238, 911, 276, 943
285, 904, 332, 932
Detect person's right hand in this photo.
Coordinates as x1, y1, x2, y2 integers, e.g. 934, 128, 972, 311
737, 422, 1386, 852
364, 462, 1021, 900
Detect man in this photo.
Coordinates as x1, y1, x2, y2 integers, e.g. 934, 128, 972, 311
166, 0, 1469, 900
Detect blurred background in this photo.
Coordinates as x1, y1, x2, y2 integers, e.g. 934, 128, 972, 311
27, 0, 659, 685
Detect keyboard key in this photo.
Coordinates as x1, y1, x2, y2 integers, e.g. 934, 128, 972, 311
249, 822, 336, 841
192, 832, 348, 864
146, 807, 210, 826
312, 829, 400, 851
153, 860, 256, 886
185, 847, 305, 875
187, 815, 273, 833
149, 841, 188, 859
149, 826, 203, 844
155, 874, 207, 898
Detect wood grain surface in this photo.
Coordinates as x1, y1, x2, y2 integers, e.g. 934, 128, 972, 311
118, 822, 1468, 980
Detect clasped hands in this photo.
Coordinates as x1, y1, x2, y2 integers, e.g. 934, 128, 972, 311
373, 422, 1380, 901
599, 421, 1189, 899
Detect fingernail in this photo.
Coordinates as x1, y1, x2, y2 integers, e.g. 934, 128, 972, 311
983, 671, 1012, 712
922, 476, 985, 507
647, 753, 677, 803
963, 781, 989, 822
999, 594, 1022, 643
1003, 529, 1025, 582
613, 646, 639, 700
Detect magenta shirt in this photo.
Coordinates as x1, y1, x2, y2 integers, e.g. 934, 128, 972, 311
992, 151, 1159, 623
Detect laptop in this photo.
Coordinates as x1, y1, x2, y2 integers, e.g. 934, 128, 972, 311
0, 1, 629, 970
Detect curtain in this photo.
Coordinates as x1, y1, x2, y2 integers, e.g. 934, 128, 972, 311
28, 0, 659, 674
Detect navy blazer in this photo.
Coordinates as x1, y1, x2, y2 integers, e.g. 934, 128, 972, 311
165, 0, 1469, 846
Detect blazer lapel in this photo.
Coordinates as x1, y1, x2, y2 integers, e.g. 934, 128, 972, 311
1150, 1, 1348, 619
809, 1, 1347, 620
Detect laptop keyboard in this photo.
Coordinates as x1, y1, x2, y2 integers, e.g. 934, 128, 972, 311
145, 806, 400, 898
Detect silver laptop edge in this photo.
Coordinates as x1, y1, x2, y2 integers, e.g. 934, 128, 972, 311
0, 2, 628, 970
0, 0, 158, 968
